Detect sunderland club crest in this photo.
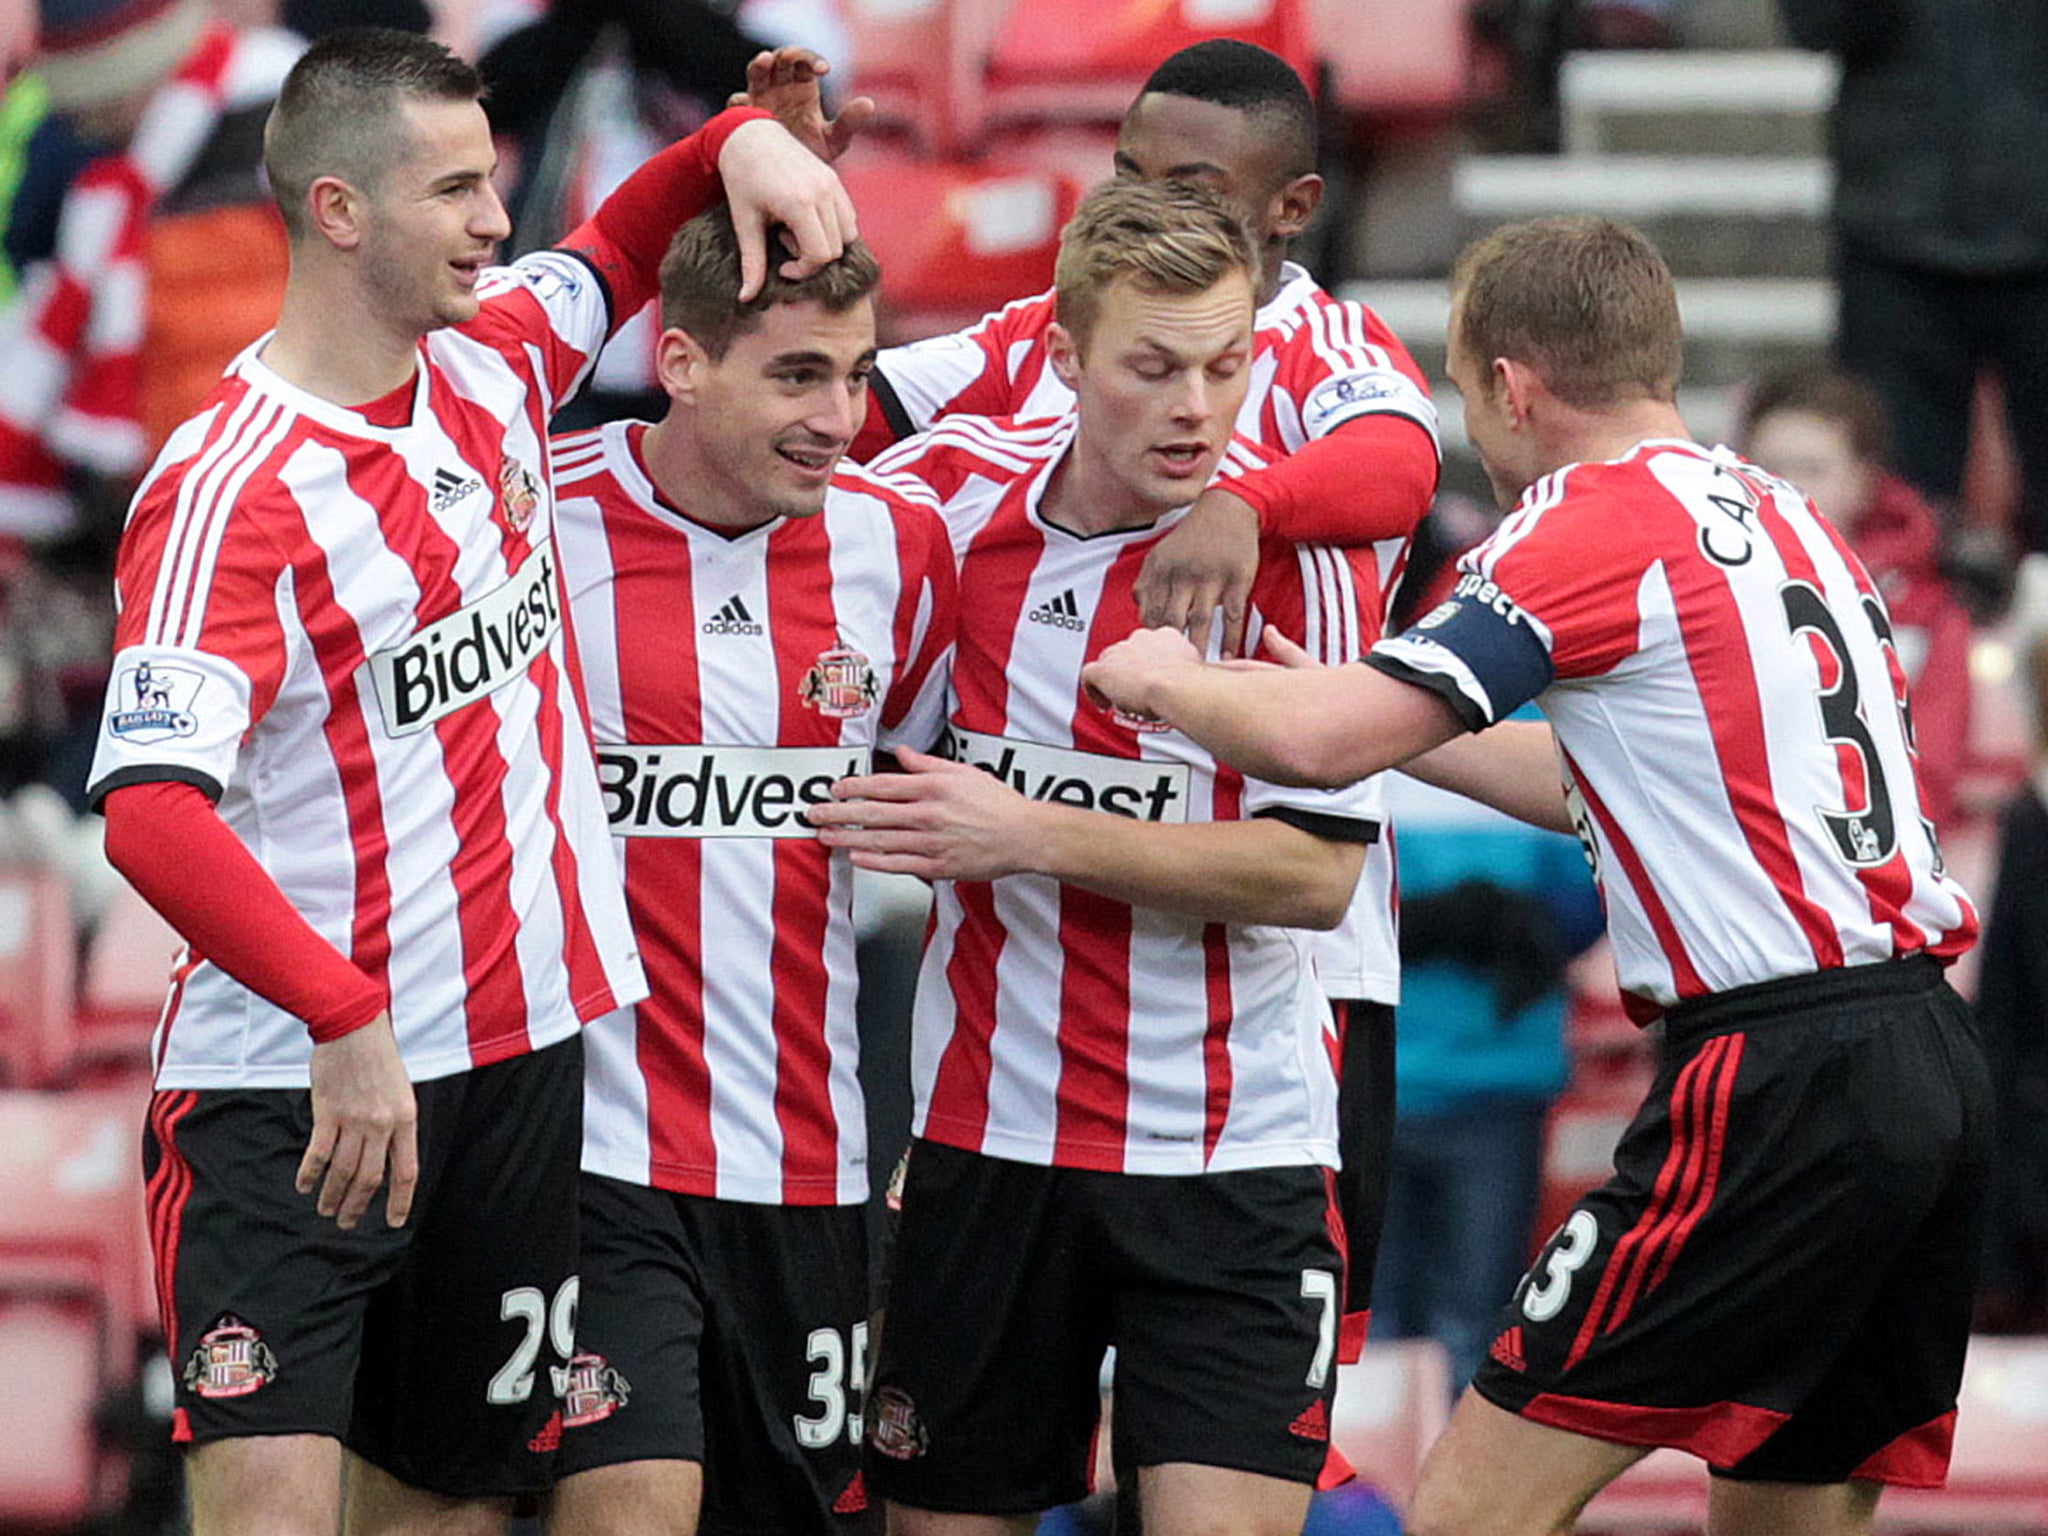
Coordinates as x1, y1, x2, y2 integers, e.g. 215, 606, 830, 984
557, 1350, 632, 1428
499, 457, 540, 534
183, 1315, 278, 1399
800, 645, 879, 720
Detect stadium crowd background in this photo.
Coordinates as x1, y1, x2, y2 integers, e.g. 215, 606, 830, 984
0, 0, 2042, 1531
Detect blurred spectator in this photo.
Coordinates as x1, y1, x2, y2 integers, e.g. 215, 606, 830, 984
1780, 0, 2048, 627
0, 0, 302, 556
1, 72, 100, 297
1973, 632, 2048, 1334
1371, 725, 1604, 1394
1741, 364, 1975, 831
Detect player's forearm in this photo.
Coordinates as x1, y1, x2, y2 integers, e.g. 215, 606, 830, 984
102, 781, 386, 1042
1402, 718, 1574, 834
558, 105, 773, 325
1217, 417, 1437, 546
1133, 662, 1409, 788
1022, 806, 1363, 929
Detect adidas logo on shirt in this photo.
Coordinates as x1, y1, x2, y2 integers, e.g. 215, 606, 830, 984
1026, 589, 1086, 631
701, 596, 764, 636
430, 466, 485, 514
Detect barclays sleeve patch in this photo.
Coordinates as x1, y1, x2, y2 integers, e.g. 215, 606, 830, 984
107, 659, 207, 745
1302, 368, 1439, 443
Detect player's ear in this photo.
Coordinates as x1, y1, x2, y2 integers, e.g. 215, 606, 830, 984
307, 175, 364, 251
1496, 357, 1539, 427
1047, 321, 1082, 391
1268, 172, 1322, 244
656, 328, 711, 405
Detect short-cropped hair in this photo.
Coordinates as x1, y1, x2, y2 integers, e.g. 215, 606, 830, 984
1053, 179, 1259, 352
1139, 39, 1317, 180
264, 28, 483, 241
658, 207, 882, 359
1452, 215, 1682, 409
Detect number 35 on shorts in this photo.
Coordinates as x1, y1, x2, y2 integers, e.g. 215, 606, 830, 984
796, 1321, 869, 1448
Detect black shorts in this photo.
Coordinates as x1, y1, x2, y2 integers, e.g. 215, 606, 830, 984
1332, 999, 1395, 1345
142, 1036, 583, 1498
558, 1175, 872, 1535
866, 1142, 1343, 1516
1472, 957, 1992, 1486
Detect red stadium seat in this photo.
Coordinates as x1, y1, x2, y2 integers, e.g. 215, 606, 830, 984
0, 1084, 153, 1528
0, 867, 79, 1089
981, 0, 1316, 133
0, 1292, 123, 1527
74, 881, 180, 1078
836, 145, 1084, 338
1309, 0, 1469, 124
842, 0, 1014, 154
1329, 1339, 1452, 1507
0, 1085, 156, 1340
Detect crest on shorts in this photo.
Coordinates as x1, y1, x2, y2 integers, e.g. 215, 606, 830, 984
867, 1385, 927, 1460
183, 1314, 278, 1399
499, 457, 540, 534
800, 645, 879, 720
556, 1350, 632, 1428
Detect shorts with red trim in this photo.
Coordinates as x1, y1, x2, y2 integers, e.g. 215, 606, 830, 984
865, 1141, 1343, 1516
1472, 956, 1990, 1487
142, 1036, 583, 1498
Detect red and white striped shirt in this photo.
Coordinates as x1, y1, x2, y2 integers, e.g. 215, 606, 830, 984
1372, 440, 1978, 1017
554, 422, 957, 1204
864, 263, 1432, 1008
86, 250, 648, 1088
871, 415, 1382, 1174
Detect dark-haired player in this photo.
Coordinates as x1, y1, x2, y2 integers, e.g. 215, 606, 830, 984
86, 27, 852, 1536
545, 207, 954, 1536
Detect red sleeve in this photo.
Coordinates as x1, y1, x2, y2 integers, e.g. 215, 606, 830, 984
102, 781, 386, 1043
555, 105, 774, 329
1214, 415, 1438, 546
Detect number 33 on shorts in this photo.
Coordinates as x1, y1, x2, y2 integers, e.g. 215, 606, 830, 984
1517, 1210, 1599, 1325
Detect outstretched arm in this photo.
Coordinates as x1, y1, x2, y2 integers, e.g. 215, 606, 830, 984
1083, 627, 1466, 788
807, 747, 1364, 929
1402, 718, 1573, 834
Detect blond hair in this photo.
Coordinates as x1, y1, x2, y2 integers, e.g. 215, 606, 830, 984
1451, 216, 1682, 409
1053, 179, 1259, 352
